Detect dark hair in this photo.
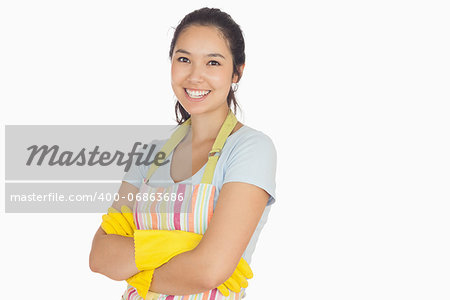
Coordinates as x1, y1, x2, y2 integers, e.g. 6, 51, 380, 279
169, 7, 245, 124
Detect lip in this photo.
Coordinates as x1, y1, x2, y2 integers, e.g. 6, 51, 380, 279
184, 88, 211, 102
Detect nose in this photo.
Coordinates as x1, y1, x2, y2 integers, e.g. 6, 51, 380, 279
187, 63, 204, 84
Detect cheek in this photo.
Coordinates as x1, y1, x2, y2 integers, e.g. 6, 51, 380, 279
171, 63, 186, 84
207, 69, 233, 88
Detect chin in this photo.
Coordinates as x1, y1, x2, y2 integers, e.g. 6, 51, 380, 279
180, 104, 210, 116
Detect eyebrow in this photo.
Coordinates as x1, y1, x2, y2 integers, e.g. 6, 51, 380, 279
175, 49, 226, 59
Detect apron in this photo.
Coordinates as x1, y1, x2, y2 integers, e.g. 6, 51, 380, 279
122, 110, 246, 300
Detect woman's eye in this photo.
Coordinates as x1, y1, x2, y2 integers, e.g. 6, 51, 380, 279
208, 60, 220, 66
177, 57, 190, 63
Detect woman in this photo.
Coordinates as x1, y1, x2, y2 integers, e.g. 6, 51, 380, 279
89, 7, 277, 299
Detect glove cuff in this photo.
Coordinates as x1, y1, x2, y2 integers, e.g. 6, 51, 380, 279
134, 229, 202, 271
126, 269, 154, 299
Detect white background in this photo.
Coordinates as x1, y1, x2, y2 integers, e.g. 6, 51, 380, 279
1, 0, 449, 299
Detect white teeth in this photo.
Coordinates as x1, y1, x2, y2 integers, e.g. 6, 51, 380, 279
185, 89, 210, 98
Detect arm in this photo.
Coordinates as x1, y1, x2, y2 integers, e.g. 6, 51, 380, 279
89, 227, 139, 280
90, 181, 267, 294
89, 181, 139, 280
148, 181, 269, 295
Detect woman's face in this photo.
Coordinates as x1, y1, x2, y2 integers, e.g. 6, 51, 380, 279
171, 25, 239, 116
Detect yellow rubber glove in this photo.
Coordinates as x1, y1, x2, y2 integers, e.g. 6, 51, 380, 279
217, 257, 253, 296
134, 229, 253, 297
100, 206, 156, 297
134, 229, 203, 269
100, 205, 253, 298
101, 206, 135, 237
125, 269, 155, 299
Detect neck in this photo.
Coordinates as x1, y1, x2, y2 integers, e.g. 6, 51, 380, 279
188, 106, 230, 144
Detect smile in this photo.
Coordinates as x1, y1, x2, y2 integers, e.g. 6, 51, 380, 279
184, 88, 211, 101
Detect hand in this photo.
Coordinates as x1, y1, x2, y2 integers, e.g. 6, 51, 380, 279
101, 206, 154, 297
217, 257, 253, 296
101, 205, 135, 237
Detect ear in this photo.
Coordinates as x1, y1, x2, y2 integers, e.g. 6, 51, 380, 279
232, 64, 245, 83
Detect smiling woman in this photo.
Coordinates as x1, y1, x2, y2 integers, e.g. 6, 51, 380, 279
170, 25, 242, 117
89, 7, 277, 300
168, 9, 245, 124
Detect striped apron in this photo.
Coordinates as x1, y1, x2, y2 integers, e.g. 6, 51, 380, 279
122, 110, 246, 300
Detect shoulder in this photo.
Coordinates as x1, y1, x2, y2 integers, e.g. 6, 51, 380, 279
122, 138, 169, 184
220, 125, 277, 205
131, 138, 168, 165
220, 125, 277, 174
226, 125, 277, 158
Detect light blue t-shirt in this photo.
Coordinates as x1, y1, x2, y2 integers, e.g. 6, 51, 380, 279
122, 124, 277, 263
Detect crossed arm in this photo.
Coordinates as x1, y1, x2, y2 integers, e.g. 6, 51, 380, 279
89, 180, 269, 295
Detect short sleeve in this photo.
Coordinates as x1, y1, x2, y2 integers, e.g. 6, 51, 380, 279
223, 133, 277, 206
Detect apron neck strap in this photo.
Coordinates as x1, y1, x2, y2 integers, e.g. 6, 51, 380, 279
144, 109, 237, 185
200, 109, 237, 184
